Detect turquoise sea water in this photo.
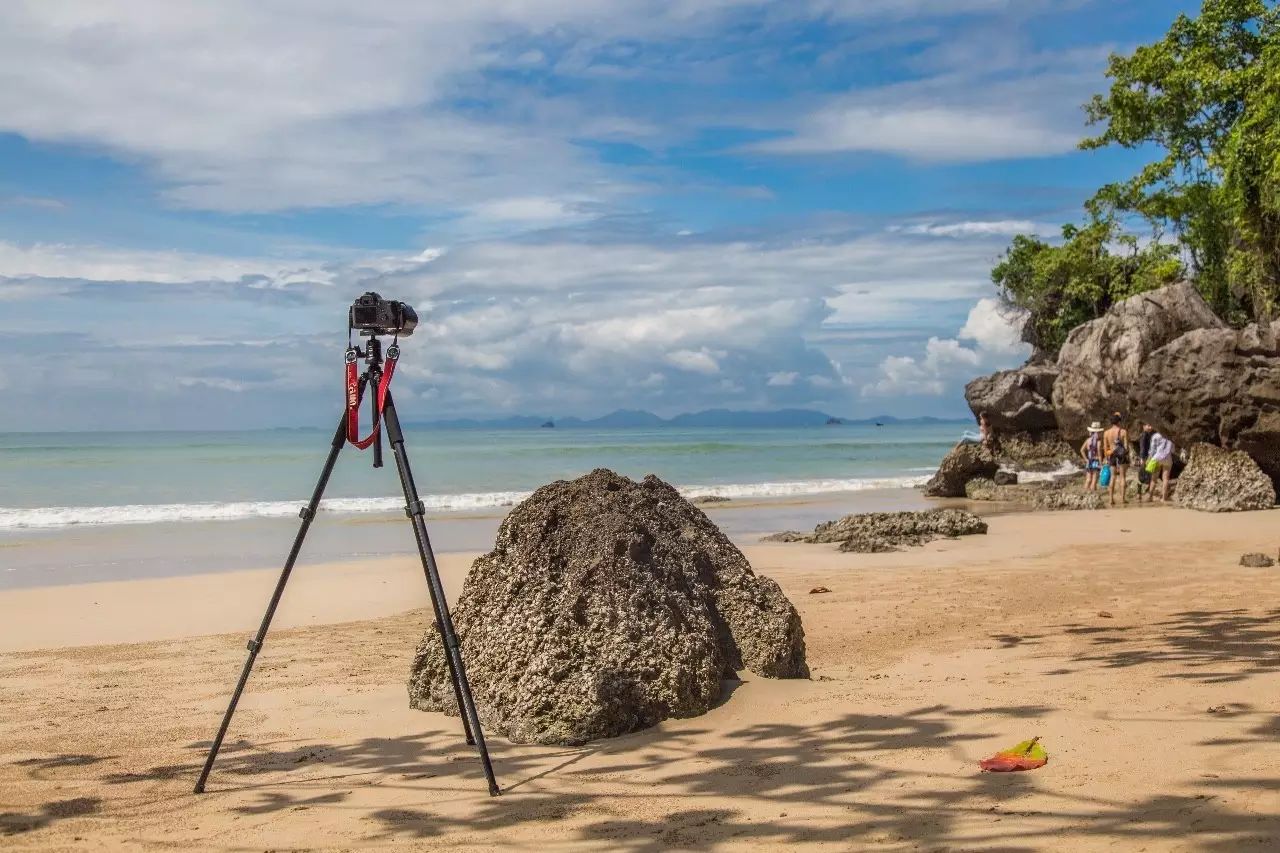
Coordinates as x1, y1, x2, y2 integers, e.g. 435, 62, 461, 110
0, 423, 963, 529
0, 423, 963, 587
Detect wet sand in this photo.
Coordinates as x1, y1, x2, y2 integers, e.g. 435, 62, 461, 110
1, 506, 1278, 850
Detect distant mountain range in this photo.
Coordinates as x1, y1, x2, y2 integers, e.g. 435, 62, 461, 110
404, 408, 967, 430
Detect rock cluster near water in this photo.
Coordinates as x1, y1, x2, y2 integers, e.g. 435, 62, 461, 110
1173, 444, 1277, 512
923, 444, 998, 498
406, 468, 807, 746
964, 477, 1105, 511
955, 281, 1280, 510
765, 508, 987, 552
964, 361, 1076, 470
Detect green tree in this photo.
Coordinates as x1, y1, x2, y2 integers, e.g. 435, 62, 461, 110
991, 218, 1183, 354
1081, 0, 1280, 323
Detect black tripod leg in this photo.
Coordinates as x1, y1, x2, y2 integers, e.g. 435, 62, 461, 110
194, 414, 348, 794
382, 392, 501, 797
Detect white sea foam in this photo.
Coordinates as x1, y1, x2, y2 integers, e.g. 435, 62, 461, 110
0, 475, 928, 530
1014, 461, 1080, 482
680, 476, 928, 500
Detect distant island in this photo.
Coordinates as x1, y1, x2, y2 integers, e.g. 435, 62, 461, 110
404, 408, 967, 430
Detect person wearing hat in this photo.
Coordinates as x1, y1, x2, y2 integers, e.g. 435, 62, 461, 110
1148, 428, 1176, 502
1080, 421, 1104, 491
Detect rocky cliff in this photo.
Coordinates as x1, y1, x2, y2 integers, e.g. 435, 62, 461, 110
963, 281, 1280, 505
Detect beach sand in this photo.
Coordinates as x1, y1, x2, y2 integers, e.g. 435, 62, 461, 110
2, 506, 1278, 850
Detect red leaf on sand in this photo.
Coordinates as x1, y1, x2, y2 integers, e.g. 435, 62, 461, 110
979, 737, 1047, 772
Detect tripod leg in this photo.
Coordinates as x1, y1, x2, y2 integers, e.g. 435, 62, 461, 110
382, 392, 501, 797
194, 415, 348, 794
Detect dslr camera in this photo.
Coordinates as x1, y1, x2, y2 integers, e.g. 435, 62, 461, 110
349, 291, 418, 337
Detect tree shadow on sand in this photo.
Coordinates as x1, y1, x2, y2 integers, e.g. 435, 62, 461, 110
1060, 608, 1280, 684
0, 798, 101, 836
91, 702, 1280, 849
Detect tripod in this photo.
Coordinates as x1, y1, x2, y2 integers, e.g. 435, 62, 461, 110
194, 335, 500, 796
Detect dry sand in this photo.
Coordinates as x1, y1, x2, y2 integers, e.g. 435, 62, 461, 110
2, 506, 1279, 850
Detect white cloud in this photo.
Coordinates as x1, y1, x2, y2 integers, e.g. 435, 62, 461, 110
0, 2, 1104, 213
0, 216, 1031, 426
0, 239, 326, 285
666, 348, 721, 374
863, 297, 1029, 397
748, 35, 1105, 163
757, 105, 1077, 161
892, 220, 1049, 238
177, 376, 247, 393
958, 297, 1028, 355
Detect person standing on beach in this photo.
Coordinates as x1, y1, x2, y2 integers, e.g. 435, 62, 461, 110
1148, 429, 1175, 502
1102, 413, 1130, 506
1081, 421, 1103, 491
1136, 422, 1156, 501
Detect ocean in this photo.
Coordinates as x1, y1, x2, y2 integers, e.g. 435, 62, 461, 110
0, 423, 962, 587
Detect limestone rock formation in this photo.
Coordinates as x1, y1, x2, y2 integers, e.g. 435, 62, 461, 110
964, 362, 1076, 470
1052, 282, 1226, 441
765, 508, 987, 553
406, 469, 807, 746
923, 443, 998, 498
1142, 320, 1280, 491
1172, 443, 1276, 512
965, 363, 1059, 435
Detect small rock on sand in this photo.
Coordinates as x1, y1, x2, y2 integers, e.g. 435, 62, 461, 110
765, 508, 987, 553
1239, 552, 1275, 567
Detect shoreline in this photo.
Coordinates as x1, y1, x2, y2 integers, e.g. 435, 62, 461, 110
0, 486, 935, 591
2, 503, 1272, 654
2, 504, 1278, 850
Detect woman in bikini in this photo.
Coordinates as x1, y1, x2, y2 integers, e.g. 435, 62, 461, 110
1080, 421, 1103, 491
1101, 413, 1130, 506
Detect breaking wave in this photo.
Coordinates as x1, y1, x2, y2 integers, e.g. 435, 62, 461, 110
0, 475, 929, 530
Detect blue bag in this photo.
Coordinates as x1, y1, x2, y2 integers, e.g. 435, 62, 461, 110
1099, 463, 1112, 487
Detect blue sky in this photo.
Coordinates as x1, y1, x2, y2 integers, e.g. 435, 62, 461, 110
0, 0, 1196, 430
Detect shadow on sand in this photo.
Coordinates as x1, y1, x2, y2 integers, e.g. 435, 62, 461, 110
75, 700, 1280, 850
1060, 608, 1280, 684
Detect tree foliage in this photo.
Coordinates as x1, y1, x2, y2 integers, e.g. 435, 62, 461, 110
992, 219, 1183, 354
994, 0, 1280, 350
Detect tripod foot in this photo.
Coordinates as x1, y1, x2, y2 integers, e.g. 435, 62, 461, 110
193, 782, 206, 794
488, 782, 501, 797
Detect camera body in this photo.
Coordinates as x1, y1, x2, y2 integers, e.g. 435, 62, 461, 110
349, 291, 418, 337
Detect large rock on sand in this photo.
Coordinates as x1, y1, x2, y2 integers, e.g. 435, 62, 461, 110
765, 508, 987, 552
1173, 443, 1276, 512
924, 443, 998, 497
407, 468, 807, 745
1142, 321, 1280, 491
1052, 282, 1226, 441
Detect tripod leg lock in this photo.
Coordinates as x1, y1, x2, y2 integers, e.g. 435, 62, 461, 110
298, 506, 314, 521
404, 500, 425, 518
246, 639, 262, 653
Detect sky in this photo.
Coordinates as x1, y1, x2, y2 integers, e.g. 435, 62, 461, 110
0, 0, 1198, 430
